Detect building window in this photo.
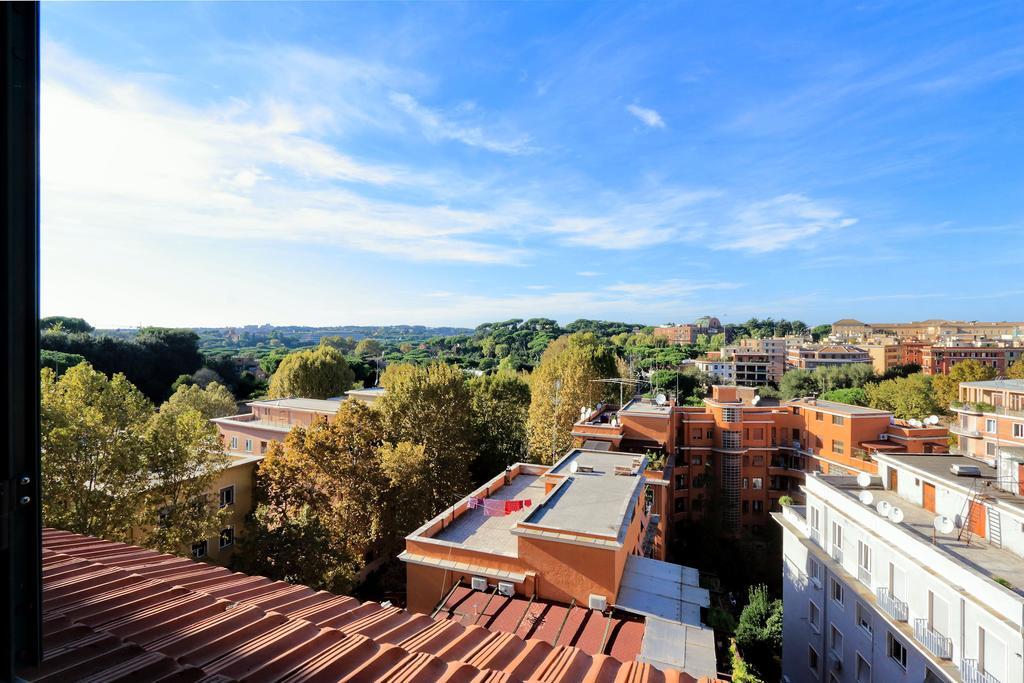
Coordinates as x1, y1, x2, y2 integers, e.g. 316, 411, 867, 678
260, 440, 268, 453
1014, 423, 1024, 438
742, 477, 749, 489
692, 498, 704, 512
229, 436, 238, 450
692, 455, 702, 465
830, 578, 844, 606
692, 474, 705, 488
856, 602, 872, 634
752, 455, 764, 466
752, 477, 763, 490
191, 540, 208, 559
742, 500, 749, 514
857, 540, 871, 583
219, 526, 234, 549
219, 485, 234, 508
833, 439, 845, 455
832, 414, 845, 426
809, 600, 820, 632
855, 652, 871, 683
829, 624, 843, 655
675, 474, 688, 490
987, 442, 997, 456
244, 439, 253, 452
816, 411, 824, 421
752, 500, 764, 514
675, 498, 687, 513
807, 557, 822, 586
808, 645, 819, 674
887, 632, 907, 669
986, 419, 997, 433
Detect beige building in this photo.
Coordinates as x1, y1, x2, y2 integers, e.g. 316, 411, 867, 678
862, 340, 903, 374
833, 318, 1024, 341
786, 344, 872, 371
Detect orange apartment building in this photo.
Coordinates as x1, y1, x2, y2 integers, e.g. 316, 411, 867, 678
921, 344, 1024, 375
953, 379, 1024, 478
832, 318, 1024, 341
400, 448, 717, 678
785, 343, 871, 370
571, 387, 948, 538
652, 316, 724, 345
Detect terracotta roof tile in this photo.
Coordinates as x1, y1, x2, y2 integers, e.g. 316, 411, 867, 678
21, 529, 723, 683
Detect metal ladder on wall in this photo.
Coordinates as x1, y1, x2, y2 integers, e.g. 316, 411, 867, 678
957, 480, 995, 546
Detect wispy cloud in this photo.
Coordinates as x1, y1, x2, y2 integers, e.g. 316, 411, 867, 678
389, 92, 535, 154
717, 194, 857, 253
576, 271, 600, 277
626, 103, 665, 129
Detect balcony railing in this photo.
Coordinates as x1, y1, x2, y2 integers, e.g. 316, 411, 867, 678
809, 527, 821, 545
876, 587, 908, 622
831, 544, 843, 563
951, 425, 982, 438
913, 619, 952, 659
857, 566, 871, 587
961, 659, 1000, 683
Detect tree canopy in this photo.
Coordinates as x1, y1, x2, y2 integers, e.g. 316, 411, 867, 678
932, 359, 997, 408
734, 584, 782, 681
162, 381, 238, 420
268, 344, 355, 399
865, 373, 942, 419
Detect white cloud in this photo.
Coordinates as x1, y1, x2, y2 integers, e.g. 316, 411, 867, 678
626, 103, 666, 129
389, 92, 535, 155
718, 194, 857, 253
576, 271, 600, 277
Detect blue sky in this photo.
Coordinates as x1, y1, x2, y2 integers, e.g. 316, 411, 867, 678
41, 2, 1024, 328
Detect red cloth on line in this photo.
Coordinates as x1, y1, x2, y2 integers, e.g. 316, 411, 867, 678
524, 499, 532, 508
504, 500, 524, 513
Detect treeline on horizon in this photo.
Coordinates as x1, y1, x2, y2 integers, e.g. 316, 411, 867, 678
39, 314, 830, 404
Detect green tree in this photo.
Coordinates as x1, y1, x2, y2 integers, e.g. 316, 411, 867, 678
40, 363, 154, 540
378, 362, 476, 515
469, 371, 530, 483
1008, 360, 1024, 379
354, 338, 384, 358
320, 335, 357, 353
734, 584, 782, 681
526, 332, 619, 464
865, 374, 942, 419
819, 387, 868, 406
40, 349, 86, 374
141, 408, 230, 554
780, 369, 817, 399
162, 381, 238, 419
378, 441, 435, 547
268, 345, 355, 399
809, 324, 831, 341
259, 347, 290, 376
40, 316, 94, 333
932, 359, 997, 408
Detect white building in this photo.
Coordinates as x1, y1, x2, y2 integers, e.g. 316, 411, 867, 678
775, 452, 1024, 683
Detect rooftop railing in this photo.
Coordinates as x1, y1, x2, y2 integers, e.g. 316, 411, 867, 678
876, 587, 908, 622
913, 619, 952, 659
961, 659, 1000, 683
831, 544, 843, 564
857, 566, 871, 587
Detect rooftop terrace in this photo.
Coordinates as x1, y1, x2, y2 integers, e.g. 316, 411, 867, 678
432, 472, 546, 556
620, 397, 673, 415
876, 453, 1024, 512
248, 397, 347, 413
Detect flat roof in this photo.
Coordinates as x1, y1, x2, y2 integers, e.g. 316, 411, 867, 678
874, 453, 1024, 511
523, 450, 646, 540
620, 397, 672, 415
960, 379, 1024, 391
344, 387, 386, 396
248, 397, 345, 413
431, 473, 546, 556
826, 477, 1024, 592
788, 398, 890, 416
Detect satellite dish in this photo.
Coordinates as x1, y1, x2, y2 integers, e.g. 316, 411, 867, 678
858, 490, 874, 506
655, 393, 667, 406
570, 461, 579, 474
876, 501, 892, 517
752, 395, 761, 405
928, 415, 940, 425
889, 507, 905, 523
856, 472, 872, 488
933, 515, 955, 534
910, 419, 923, 428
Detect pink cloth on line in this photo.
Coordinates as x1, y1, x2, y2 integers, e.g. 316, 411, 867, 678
467, 497, 484, 509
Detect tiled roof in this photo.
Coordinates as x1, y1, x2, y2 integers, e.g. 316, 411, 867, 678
22, 529, 721, 683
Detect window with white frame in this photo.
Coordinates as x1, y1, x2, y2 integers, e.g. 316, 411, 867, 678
229, 436, 238, 450
807, 557, 822, 586
808, 645, 819, 674
856, 601, 872, 634
829, 624, 843, 655
986, 418, 997, 433
808, 600, 820, 632
887, 632, 907, 669
857, 540, 871, 582
855, 652, 871, 683
1014, 422, 1024, 438
244, 438, 253, 452
987, 442, 997, 456
219, 526, 234, 549
830, 578, 844, 606
980, 627, 1007, 681
191, 540, 208, 559
219, 485, 234, 508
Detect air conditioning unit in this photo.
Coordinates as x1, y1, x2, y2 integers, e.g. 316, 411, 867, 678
471, 576, 488, 591
588, 594, 607, 611
497, 581, 515, 597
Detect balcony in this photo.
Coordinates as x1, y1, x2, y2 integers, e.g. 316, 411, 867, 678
857, 566, 871, 587
961, 659, 1001, 683
950, 424, 982, 439
809, 527, 821, 545
876, 587, 908, 622
913, 619, 952, 659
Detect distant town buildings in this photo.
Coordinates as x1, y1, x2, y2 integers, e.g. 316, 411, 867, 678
697, 338, 787, 386
833, 318, 1024, 341
572, 386, 948, 539
776, 452, 1024, 683
786, 344, 872, 371
653, 316, 725, 345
